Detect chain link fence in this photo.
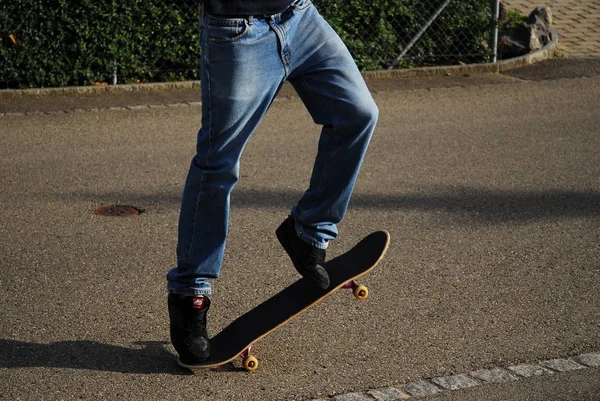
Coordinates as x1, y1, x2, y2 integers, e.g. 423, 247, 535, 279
1, 0, 498, 89
316, 0, 497, 70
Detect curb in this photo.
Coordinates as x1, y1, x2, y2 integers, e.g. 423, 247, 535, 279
0, 31, 558, 99
312, 351, 599, 401
364, 30, 559, 80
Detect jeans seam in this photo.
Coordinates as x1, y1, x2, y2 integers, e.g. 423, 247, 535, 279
296, 77, 339, 222
186, 35, 213, 266
268, 20, 289, 76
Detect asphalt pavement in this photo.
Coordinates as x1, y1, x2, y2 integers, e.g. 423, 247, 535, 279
0, 59, 599, 401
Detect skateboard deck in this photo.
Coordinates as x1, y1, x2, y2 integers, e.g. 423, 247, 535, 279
180, 230, 390, 371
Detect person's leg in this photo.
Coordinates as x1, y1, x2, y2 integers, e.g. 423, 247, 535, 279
285, 1, 379, 248
167, 15, 286, 297
167, 14, 286, 366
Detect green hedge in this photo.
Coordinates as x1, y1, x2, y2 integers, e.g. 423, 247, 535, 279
1, 0, 200, 88
1, 0, 493, 89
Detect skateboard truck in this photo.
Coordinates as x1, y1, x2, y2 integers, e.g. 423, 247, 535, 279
343, 280, 369, 300
240, 346, 259, 372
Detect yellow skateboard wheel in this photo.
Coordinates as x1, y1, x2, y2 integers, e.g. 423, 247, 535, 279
243, 355, 259, 372
353, 284, 369, 300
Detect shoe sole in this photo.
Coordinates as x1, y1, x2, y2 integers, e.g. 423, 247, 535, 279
177, 356, 209, 369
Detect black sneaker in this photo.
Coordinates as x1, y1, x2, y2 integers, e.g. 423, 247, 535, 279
167, 294, 211, 366
276, 216, 330, 290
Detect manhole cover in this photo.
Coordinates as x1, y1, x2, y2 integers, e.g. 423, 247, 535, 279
93, 205, 141, 217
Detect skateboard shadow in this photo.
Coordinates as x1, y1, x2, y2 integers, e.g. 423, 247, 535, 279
0, 339, 191, 375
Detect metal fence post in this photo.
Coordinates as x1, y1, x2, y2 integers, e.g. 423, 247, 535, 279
492, 0, 500, 63
109, 0, 118, 85
387, 0, 452, 69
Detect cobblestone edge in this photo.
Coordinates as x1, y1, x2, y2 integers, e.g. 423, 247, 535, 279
0, 102, 203, 117
315, 351, 599, 401
0, 31, 557, 100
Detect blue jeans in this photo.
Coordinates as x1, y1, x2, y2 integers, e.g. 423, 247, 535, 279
167, 0, 378, 295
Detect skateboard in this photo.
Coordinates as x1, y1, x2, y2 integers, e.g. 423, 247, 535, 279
179, 230, 390, 371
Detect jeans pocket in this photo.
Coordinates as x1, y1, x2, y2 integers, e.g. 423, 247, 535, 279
204, 16, 249, 43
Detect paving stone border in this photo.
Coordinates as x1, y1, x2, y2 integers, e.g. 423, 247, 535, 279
0, 102, 198, 117
311, 351, 599, 401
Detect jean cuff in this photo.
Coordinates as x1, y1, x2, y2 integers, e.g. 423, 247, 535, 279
296, 226, 329, 250
167, 286, 212, 296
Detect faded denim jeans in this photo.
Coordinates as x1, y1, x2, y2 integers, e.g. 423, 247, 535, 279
167, 0, 378, 295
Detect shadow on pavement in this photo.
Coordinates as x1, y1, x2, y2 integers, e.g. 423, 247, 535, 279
502, 57, 600, 81
347, 187, 600, 225
0, 339, 191, 375
74, 186, 600, 225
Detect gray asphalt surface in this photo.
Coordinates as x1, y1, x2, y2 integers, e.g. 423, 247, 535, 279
1, 59, 599, 400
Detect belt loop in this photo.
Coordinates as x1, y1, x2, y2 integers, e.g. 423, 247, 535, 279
247, 15, 254, 25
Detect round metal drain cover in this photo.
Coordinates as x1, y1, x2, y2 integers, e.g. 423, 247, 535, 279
94, 205, 141, 217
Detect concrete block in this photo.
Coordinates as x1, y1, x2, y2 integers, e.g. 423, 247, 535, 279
431, 374, 480, 390
403, 381, 442, 397
469, 368, 518, 383
332, 392, 373, 401
573, 353, 600, 367
541, 358, 585, 372
367, 386, 411, 400
508, 364, 554, 377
